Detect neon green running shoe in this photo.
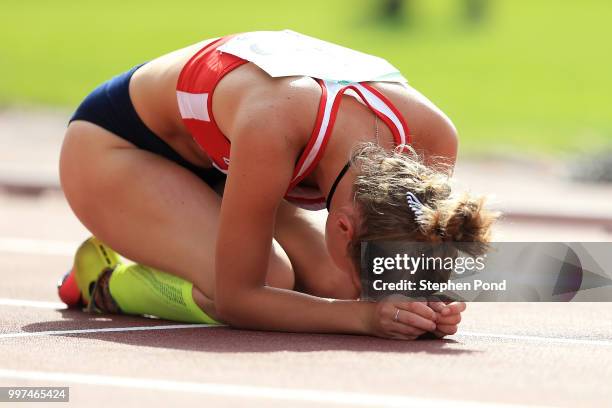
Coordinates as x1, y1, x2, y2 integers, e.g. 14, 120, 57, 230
72, 237, 122, 307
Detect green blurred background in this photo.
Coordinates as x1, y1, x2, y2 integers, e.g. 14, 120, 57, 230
1, 0, 610, 155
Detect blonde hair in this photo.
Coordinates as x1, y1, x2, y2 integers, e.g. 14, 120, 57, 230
348, 143, 498, 268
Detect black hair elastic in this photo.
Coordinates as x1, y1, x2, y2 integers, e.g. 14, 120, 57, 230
326, 161, 351, 211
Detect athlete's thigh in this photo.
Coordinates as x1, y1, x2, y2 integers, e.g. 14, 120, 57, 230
60, 121, 293, 297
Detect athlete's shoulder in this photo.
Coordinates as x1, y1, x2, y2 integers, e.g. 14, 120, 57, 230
235, 74, 323, 142
374, 82, 458, 165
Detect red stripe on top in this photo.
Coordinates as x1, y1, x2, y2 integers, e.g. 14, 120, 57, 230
287, 79, 329, 188
360, 83, 411, 145
286, 83, 411, 194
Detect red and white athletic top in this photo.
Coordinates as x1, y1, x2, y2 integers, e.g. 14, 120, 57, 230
176, 35, 411, 211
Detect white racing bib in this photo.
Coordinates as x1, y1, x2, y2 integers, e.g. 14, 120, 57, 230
217, 29, 407, 83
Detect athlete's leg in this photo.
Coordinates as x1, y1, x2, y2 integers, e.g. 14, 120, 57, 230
59, 121, 294, 320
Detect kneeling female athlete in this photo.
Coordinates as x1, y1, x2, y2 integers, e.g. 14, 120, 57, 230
58, 30, 496, 340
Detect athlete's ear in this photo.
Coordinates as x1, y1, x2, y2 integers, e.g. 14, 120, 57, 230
335, 211, 356, 242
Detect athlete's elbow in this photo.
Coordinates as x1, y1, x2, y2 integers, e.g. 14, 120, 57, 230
214, 291, 252, 327
309, 274, 360, 300
214, 296, 238, 325
435, 115, 459, 166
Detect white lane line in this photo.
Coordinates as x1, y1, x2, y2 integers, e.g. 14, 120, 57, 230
2, 317, 611, 348
0, 237, 77, 256
0, 298, 66, 309
0, 368, 544, 408
457, 331, 612, 347
0, 324, 215, 339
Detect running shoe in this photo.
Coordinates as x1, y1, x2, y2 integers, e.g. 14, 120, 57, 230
57, 237, 121, 308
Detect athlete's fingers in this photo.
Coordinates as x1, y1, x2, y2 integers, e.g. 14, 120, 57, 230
441, 301, 467, 316
428, 301, 447, 313
436, 324, 459, 335
430, 329, 447, 338
436, 313, 462, 325
395, 301, 437, 321
389, 322, 427, 338
394, 309, 437, 332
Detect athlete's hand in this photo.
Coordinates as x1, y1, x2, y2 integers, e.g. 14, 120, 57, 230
368, 296, 437, 340
427, 301, 466, 338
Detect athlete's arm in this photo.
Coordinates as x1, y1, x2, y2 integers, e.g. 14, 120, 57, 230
398, 83, 458, 168
214, 97, 436, 338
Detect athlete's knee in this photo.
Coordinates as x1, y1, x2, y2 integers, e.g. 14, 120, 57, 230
302, 260, 359, 300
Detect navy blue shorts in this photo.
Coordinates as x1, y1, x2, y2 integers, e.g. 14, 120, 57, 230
70, 64, 227, 188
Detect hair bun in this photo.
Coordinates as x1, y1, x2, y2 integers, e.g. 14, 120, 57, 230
442, 194, 497, 256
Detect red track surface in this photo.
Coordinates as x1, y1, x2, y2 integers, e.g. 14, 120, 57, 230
2, 191, 612, 407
